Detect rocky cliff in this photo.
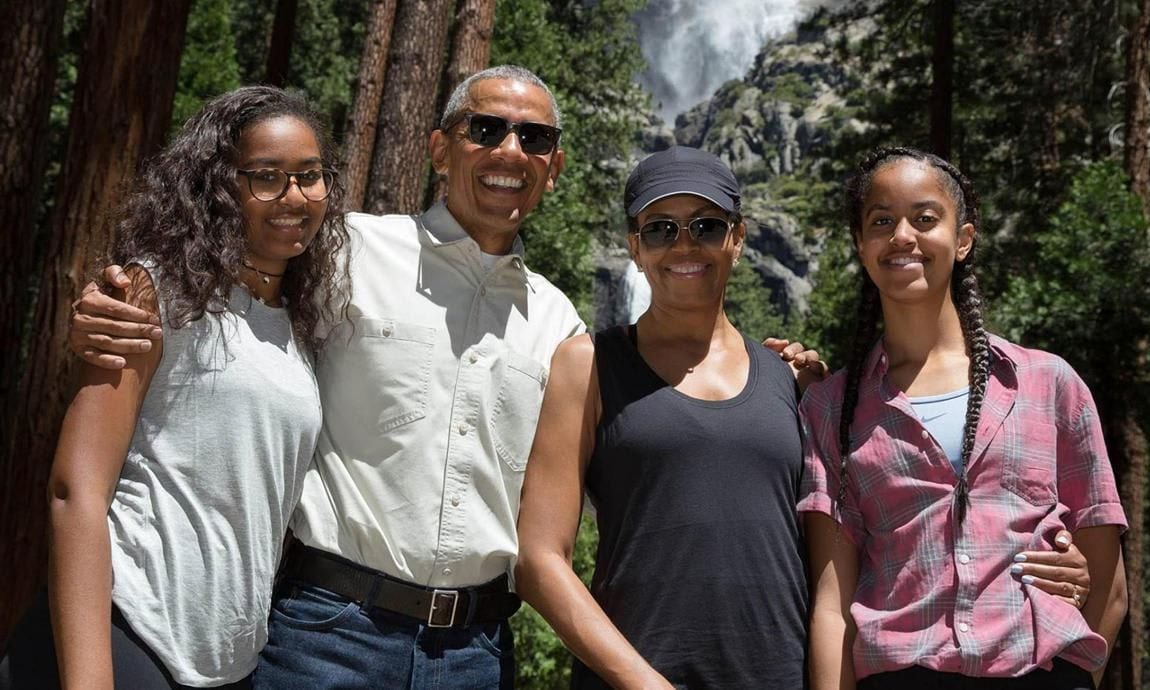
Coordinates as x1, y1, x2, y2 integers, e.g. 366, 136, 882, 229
595, 9, 871, 330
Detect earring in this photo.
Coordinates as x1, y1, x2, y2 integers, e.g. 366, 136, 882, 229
732, 256, 740, 267
636, 264, 645, 273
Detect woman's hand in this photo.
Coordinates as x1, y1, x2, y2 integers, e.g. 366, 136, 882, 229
764, 337, 830, 393
1011, 529, 1089, 609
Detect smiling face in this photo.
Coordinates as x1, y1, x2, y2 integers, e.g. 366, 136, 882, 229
628, 193, 744, 311
855, 159, 974, 308
235, 116, 327, 274
428, 78, 565, 253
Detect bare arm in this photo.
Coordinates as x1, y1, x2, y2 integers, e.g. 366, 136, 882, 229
1073, 525, 1126, 687
805, 512, 859, 690
49, 266, 162, 689
515, 335, 673, 690
70, 265, 163, 369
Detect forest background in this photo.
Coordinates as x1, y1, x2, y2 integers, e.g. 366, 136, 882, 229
1, 0, 1148, 687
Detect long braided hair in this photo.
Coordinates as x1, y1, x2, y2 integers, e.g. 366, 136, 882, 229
838, 146, 991, 524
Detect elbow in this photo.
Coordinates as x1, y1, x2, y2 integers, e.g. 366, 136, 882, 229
1110, 565, 1129, 623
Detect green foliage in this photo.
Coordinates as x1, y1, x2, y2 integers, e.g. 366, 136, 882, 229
795, 228, 859, 368
492, 0, 651, 322
724, 261, 786, 341
288, 0, 369, 142
993, 160, 1150, 388
172, 0, 242, 131
512, 514, 599, 689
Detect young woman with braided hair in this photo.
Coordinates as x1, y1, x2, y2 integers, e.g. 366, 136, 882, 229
800, 147, 1127, 690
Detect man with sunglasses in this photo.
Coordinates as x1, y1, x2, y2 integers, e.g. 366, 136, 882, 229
68, 65, 579, 689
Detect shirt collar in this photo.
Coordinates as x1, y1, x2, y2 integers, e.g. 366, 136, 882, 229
418, 200, 528, 260
861, 333, 1019, 385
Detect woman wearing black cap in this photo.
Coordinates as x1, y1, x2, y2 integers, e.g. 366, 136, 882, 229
515, 146, 812, 688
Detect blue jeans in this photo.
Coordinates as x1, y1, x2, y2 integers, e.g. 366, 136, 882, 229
252, 583, 514, 689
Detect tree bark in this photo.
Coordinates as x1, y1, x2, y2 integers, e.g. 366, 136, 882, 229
428, 0, 496, 205
265, 0, 299, 88
1126, 0, 1150, 213
929, 0, 954, 160
1118, 4, 1150, 685
364, 0, 455, 215
0, 0, 67, 483
0, 0, 191, 643
342, 0, 399, 211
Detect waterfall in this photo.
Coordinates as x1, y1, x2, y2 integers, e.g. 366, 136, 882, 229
633, 0, 806, 124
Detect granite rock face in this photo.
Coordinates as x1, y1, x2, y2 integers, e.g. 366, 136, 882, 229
595, 11, 865, 329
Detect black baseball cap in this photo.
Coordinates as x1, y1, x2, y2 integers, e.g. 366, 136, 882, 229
624, 146, 741, 217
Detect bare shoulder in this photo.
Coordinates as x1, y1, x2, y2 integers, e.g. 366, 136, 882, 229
549, 332, 596, 374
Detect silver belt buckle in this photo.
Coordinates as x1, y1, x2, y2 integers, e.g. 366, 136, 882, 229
427, 589, 459, 627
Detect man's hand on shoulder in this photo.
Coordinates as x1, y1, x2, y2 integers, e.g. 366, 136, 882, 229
71, 265, 163, 370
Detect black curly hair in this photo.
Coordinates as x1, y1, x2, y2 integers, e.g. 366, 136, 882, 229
109, 85, 349, 351
838, 146, 989, 523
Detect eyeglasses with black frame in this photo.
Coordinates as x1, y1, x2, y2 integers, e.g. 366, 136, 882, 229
636, 216, 733, 250
236, 168, 337, 202
444, 113, 562, 156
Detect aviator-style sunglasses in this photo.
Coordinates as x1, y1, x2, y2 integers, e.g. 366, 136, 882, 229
236, 168, 337, 202
445, 112, 562, 155
636, 216, 733, 250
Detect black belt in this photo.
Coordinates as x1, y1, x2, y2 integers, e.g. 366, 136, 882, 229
279, 543, 520, 628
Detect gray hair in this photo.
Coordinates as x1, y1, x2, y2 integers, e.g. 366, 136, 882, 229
438, 64, 563, 130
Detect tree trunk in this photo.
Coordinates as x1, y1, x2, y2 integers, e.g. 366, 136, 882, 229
1101, 404, 1148, 690
929, 0, 954, 160
1126, 0, 1150, 213
265, 0, 298, 87
364, 0, 454, 215
0, 0, 68, 643
342, 0, 399, 211
428, 0, 496, 205
0, 0, 191, 643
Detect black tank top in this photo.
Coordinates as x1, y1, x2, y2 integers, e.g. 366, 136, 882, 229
572, 325, 808, 690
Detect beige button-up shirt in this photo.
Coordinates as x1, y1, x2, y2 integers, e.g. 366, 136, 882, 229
291, 202, 585, 588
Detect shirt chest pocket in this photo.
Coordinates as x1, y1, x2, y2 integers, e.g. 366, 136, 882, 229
1000, 419, 1058, 506
352, 318, 436, 432
489, 351, 548, 472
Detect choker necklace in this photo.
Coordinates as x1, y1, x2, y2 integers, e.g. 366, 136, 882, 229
242, 260, 285, 284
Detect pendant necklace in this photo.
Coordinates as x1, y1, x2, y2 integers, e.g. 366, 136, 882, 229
242, 260, 285, 285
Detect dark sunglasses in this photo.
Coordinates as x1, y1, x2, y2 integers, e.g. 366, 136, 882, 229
636, 216, 733, 250
445, 112, 562, 155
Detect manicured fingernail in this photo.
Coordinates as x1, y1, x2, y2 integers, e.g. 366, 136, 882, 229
1013, 554, 1027, 563
1056, 534, 1070, 546
1021, 575, 1035, 585
1010, 564, 1024, 575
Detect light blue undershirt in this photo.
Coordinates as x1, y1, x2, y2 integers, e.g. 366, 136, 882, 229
908, 386, 970, 475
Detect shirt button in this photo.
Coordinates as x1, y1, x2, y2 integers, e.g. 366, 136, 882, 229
921, 429, 930, 440
451, 495, 460, 507
480, 286, 487, 296
469, 352, 478, 364
958, 622, 970, 633
459, 424, 469, 436
443, 567, 452, 576
958, 553, 971, 564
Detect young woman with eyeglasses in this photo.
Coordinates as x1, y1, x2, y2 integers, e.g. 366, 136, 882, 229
800, 147, 1126, 690
4, 86, 348, 688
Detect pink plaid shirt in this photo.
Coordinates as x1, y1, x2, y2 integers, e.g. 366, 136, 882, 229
798, 335, 1127, 679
